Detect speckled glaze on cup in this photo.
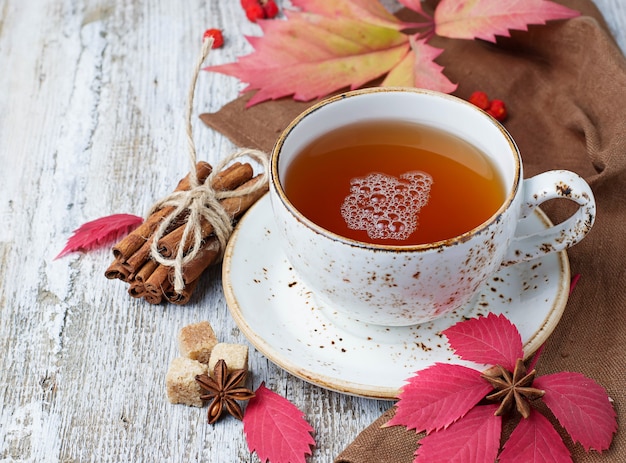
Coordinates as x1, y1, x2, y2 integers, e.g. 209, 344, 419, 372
269, 88, 595, 326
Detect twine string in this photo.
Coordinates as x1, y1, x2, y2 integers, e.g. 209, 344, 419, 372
147, 36, 270, 294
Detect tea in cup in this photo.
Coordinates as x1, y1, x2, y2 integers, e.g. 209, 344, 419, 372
269, 88, 595, 326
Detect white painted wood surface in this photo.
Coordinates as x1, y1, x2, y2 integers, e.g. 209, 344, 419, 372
0, 1, 624, 462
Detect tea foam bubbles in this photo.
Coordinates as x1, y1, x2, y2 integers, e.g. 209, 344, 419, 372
340, 171, 433, 241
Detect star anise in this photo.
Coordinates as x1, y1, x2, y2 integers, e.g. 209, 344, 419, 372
195, 359, 255, 424
481, 358, 545, 418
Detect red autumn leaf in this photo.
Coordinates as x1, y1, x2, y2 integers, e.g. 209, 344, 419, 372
390, 313, 616, 462
55, 213, 143, 259
387, 363, 492, 433
443, 312, 523, 372
243, 383, 315, 463
382, 36, 457, 93
206, 0, 580, 107
414, 405, 501, 463
207, 6, 411, 107
498, 410, 573, 463
434, 0, 580, 42
534, 372, 618, 452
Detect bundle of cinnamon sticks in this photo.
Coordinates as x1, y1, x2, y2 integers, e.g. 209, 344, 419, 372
105, 161, 268, 304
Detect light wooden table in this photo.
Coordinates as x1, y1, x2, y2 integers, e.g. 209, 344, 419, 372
1, 1, 624, 462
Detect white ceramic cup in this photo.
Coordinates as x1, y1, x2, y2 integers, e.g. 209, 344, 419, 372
269, 87, 595, 326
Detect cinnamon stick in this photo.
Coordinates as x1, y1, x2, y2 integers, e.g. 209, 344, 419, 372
112, 161, 213, 261
143, 290, 163, 305
125, 239, 153, 275
174, 161, 214, 191
169, 236, 221, 285
104, 259, 131, 281
116, 161, 254, 263
164, 278, 199, 305
128, 282, 146, 298
122, 162, 255, 273
144, 264, 170, 298
157, 175, 268, 257
134, 259, 159, 283
211, 161, 254, 192
106, 159, 267, 305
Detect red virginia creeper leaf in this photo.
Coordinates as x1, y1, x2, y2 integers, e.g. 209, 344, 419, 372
55, 213, 143, 259
386, 363, 492, 433
207, 9, 410, 107
434, 0, 580, 43
382, 36, 457, 93
243, 383, 315, 463
499, 410, 573, 463
443, 313, 523, 371
414, 405, 501, 463
534, 372, 617, 452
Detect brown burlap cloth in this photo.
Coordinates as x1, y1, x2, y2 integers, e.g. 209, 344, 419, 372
201, 0, 625, 460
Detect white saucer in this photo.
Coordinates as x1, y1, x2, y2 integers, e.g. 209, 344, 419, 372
222, 194, 570, 399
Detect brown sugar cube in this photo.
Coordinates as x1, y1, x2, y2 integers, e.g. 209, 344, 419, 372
165, 357, 208, 407
178, 321, 218, 364
208, 343, 249, 375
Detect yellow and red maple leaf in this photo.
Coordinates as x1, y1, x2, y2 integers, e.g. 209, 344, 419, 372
206, 0, 580, 107
207, 7, 416, 107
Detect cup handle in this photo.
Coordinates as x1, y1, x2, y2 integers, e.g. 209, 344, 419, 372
502, 170, 596, 266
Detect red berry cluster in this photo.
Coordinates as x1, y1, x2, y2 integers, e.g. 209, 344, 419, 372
203, 29, 224, 49
468, 91, 508, 122
241, 0, 279, 23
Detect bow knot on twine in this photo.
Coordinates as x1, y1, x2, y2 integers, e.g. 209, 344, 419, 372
148, 37, 270, 294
